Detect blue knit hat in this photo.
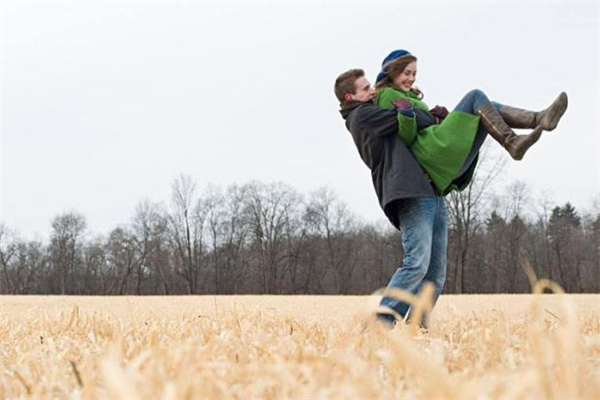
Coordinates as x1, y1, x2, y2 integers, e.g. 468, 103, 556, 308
376, 49, 411, 84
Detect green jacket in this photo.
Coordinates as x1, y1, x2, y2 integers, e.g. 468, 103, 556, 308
376, 87, 480, 195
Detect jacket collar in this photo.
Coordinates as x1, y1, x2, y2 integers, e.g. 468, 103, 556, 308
339, 100, 372, 120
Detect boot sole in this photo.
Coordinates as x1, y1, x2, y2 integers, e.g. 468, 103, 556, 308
542, 92, 568, 131
512, 125, 543, 161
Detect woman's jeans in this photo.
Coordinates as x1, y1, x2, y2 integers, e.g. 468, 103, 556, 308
453, 89, 503, 178
379, 196, 448, 323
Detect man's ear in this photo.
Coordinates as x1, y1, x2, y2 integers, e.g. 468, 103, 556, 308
344, 93, 353, 101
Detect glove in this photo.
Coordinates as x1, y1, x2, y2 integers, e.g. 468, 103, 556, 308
392, 98, 413, 111
429, 105, 449, 121
392, 98, 414, 117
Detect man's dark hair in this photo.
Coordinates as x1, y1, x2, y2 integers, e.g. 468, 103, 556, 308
334, 69, 365, 104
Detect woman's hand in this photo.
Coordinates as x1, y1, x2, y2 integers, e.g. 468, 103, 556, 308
430, 105, 449, 122
392, 98, 413, 111
392, 99, 415, 117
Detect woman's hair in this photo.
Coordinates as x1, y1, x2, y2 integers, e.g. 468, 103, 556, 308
375, 54, 424, 99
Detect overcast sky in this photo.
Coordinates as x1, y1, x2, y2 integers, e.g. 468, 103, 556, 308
2, 1, 599, 240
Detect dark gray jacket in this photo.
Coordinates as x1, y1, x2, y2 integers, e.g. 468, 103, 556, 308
340, 101, 436, 230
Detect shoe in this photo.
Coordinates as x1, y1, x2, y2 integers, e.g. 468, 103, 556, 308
376, 312, 397, 329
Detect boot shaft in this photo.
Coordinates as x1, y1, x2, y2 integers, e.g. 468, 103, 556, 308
477, 102, 542, 161
498, 92, 568, 131
498, 105, 538, 129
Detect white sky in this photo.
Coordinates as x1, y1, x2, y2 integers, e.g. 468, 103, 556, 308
2, 1, 599, 239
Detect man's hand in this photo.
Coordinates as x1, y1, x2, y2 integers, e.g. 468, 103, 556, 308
429, 105, 449, 122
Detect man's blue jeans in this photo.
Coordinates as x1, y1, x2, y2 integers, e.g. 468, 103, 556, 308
379, 196, 448, 323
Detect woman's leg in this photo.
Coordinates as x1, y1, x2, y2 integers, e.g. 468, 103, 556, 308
453, 89, 501, 114
451, 90, 497, 179
454, 89, 543, 160
454, 127, 486, 179
498, 92, 568, 130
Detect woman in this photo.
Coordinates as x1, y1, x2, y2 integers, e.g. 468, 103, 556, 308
374, 49, 567, 328
374, 49, 568, 195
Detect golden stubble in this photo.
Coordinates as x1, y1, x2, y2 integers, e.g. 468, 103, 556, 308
1, 288, 599, 399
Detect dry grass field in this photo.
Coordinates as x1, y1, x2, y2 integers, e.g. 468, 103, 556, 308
1, 291, 599, 399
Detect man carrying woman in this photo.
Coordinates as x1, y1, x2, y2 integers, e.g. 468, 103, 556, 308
334, 49, 567, 327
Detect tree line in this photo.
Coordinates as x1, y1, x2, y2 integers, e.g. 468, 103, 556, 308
1, 176, 598, 295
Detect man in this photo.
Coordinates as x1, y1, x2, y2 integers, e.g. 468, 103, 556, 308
334, 69, 447, 327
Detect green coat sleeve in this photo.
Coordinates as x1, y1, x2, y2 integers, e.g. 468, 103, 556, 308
396, 113, 417, 146
376, 88, 418, 147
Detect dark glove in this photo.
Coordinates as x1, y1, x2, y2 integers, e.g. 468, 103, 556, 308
429, 105, 449, 121
392, 98, 414, 117
392, 98, 413, 111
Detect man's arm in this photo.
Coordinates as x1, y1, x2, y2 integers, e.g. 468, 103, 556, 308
353, 104, 401, 140
414, 108, 437, 130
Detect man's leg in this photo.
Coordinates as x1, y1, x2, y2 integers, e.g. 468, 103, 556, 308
406, 197, 448, 327
379, 197, 437, 323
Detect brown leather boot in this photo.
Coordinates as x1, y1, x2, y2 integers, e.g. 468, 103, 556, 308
477, 102, 543, 161
498, 92, 568, 131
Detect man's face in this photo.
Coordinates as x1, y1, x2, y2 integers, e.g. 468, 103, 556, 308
346, 77, 376, 102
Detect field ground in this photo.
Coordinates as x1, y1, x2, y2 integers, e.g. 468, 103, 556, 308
1, 294, 599, 399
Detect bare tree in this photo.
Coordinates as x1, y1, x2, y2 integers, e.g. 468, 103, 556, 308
304, 187, 359, 294
168, 175, 209, 294
447, 147, 505, 293
533, 192, 556, 282
499, 182, 532, 291
204, 185, 226, 294
131, 200, 167, 294
0, 225, 46, 294
82, 236, 106, 294
2, 178, 598, 295
220, 185, 251, 293
500, 181, 531, 220
105, 227, 138, 294
0, 224, 18, 293
203, 184, 252, 294
548, 203, 584, 291
49, 212, 86, 294
244, 181, 301, 294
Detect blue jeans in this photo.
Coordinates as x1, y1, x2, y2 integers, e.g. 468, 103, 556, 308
379, 196, 448, 324
453, 89, 503, 178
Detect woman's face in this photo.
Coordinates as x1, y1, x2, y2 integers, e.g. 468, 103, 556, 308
392, 61, 417, 92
